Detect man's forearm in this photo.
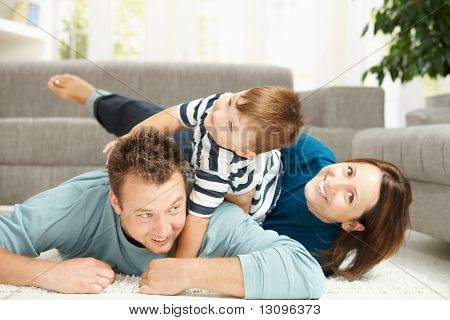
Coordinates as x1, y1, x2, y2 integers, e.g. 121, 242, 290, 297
0, 247, 115, 293
200, 203, 325, 299
0, 247, 57, 288
185, 257, 244, 298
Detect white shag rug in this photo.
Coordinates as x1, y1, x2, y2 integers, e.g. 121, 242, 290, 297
0, 249, 446, 299
323, 260, 446, 298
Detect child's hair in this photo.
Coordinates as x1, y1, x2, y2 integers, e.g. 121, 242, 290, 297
236, 86, 303, 153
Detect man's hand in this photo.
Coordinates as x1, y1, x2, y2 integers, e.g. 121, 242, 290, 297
139, 257, 244, 298
139, 258, 189, 296
40, 258, 115, 294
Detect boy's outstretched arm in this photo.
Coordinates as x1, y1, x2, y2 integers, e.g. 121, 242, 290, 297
102, 106, 186, 158
174, 214, 209, 258
128, 105, 186, 137
126, 93, 213, 138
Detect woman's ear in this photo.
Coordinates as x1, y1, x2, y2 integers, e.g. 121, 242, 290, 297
341, 221, 366, 232
109, 190, 123, 216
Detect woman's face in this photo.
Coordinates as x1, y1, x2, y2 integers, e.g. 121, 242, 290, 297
304, 162, 383, 225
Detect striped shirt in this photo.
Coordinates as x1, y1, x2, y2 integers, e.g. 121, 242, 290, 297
176, 93, 283, 223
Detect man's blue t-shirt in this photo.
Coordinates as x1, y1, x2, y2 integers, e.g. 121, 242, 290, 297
0, 168, 325, 299
263, 134, 340, 271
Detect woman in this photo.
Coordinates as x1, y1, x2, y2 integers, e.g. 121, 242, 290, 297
48, 74, 412, 278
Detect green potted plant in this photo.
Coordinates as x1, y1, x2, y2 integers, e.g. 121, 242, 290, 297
361, 0, 449, 85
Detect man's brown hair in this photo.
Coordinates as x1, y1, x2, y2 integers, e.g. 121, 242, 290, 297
107, 126, 186, 201
237, 86, 303, 153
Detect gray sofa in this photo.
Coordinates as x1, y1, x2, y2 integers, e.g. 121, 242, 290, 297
0, 61, 448, 242
0, 61, 382, 205
299, 86, 384, 161
0, 61, 293, 205
352, 125, 450, 242
395, 92, 450, 242
406, 93, 450, 126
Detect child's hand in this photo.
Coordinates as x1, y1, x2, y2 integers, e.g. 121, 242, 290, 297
224, 187, 256, 213
103, 140, 118, 165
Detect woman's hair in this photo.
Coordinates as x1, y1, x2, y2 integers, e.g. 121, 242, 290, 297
321, 158, 412, 278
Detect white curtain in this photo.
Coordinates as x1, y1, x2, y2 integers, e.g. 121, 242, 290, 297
55, 0, 441, 128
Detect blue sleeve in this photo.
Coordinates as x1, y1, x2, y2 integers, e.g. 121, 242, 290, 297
0, 170, 109, 256
199, 202, 325, 299
0, 192, 86, 257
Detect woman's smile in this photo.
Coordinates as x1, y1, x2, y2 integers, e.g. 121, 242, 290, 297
318, 178, 327, 201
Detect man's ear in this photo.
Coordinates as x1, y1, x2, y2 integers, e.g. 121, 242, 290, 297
341, 221, 366, 232
109, 190, 123, 216
235, 149, 256, 159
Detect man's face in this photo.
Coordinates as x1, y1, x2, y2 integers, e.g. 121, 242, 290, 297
110, 172, 187, 255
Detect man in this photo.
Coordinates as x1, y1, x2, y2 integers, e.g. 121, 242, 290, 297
0, 127, 324, 299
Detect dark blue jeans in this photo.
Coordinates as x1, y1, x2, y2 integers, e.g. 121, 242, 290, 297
93, 94, 194, 161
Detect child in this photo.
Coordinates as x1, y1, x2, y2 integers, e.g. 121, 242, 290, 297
104, 86, 303, 258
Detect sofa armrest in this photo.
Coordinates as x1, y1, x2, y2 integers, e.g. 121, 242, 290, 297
406, 107, 450, 126
298, 87, 384, 129
425, 93, 450, 108
351, 125, 450, 186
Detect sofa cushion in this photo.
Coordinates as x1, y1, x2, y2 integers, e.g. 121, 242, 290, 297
406, 107, 450, 126
409, 179, 450, 242
306, 126, 358, 162
351, 125, 450, 186
298, 87, 384, 129
0, 118, 114, 166
425, 93, 450, 108
0, 62, 293, 118
0, 165, 101, 204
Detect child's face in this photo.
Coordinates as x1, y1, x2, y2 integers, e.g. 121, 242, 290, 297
204, 91, 256, 158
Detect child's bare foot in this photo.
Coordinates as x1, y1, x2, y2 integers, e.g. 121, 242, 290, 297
47, 74, 95, 106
